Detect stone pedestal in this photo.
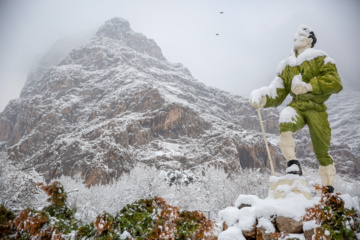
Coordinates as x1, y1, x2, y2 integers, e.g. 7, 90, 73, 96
270, 175, 311, 200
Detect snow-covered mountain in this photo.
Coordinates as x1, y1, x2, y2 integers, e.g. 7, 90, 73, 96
0, 18, 358, 185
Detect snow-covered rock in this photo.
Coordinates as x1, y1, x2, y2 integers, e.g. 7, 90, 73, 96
218, 188, 360, 240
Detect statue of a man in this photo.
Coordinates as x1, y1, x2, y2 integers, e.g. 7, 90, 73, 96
250, 25, 343, 193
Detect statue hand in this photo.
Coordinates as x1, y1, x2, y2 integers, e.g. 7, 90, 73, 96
291, 74, 313, 95
250, 95, 267, 109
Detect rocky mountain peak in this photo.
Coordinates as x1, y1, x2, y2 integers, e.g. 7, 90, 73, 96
96, 17, 131, 36
95, 17, 165, 61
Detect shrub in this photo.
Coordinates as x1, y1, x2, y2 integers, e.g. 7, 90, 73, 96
1, 181, 217, 239
303, 185, 360, 240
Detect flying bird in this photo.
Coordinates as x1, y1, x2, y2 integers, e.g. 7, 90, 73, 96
216, 34, 219, 36
220, 12, 223, 14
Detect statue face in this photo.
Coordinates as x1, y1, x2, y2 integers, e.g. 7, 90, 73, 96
294, 34, 307, 48
293, 33, 312, 50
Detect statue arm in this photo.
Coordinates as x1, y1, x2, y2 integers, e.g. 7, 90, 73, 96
309, 57, 343, 95
263, 75, 289, 108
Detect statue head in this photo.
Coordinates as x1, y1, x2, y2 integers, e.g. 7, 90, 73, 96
294, 25, 317, 55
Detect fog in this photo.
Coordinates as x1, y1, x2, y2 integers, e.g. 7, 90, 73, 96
1, 0, 359, 112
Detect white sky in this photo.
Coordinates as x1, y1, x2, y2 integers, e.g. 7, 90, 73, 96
0, 0, 359, 112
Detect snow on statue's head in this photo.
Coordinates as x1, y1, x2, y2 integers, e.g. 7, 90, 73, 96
293, 25, 317, 50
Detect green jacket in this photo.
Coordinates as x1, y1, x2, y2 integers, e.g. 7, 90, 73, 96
264, 48, 343, 112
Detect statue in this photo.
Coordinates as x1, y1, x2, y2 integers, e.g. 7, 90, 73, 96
250, 25, 343, 193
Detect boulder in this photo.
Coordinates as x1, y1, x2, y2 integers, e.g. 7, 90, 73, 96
242, 222, 257, 239
276, 216, 303, 233
256, 227, 277, 240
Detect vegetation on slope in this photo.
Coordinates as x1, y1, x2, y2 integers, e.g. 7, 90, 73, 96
0, 181, 217, 239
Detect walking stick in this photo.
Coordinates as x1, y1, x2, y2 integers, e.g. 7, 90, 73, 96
257, 108, 275, 176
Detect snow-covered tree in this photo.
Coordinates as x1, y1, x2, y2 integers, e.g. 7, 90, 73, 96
0, 152, 47, 210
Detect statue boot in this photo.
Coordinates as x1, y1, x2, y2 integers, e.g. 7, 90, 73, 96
319, 164, 336, 193
279, 131, 302, 175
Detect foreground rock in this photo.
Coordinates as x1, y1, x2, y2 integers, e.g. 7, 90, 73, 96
218, 187, 360, 240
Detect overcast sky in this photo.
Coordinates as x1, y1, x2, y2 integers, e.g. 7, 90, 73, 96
0, 0, 359, 112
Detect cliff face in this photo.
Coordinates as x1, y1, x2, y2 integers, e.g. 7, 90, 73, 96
0, 18, 358, 185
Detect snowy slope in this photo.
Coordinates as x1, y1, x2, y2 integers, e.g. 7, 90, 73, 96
0, 18, 283, 185
328, 90, 360, 152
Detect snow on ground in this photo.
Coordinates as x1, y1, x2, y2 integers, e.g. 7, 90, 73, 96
218, 172, 360, 240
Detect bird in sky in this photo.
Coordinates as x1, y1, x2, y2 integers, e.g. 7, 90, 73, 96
220, 12, 223, 14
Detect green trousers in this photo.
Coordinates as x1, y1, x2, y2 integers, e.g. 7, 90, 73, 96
280, 106, 333, 166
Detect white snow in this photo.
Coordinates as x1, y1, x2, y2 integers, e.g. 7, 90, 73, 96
303, 220, 320, 231
324, 56, 336, 65
279, 106, 298, 124
276, 48, 331, 75
340, 194, 360, 212
218, 225, 245, 240
242, 189, 315, 220
286, 164, 300, 173
291, 73, 311, 93
235, 195, 260, 208
218, 207, 240, 227
250, 76, 283, 103
270, 175, 312, 200
237, 207, 256, 231
295, 25, 314, 38
257, 217, 275, 233
287, 234, 306, 240
120, 231, 132, 239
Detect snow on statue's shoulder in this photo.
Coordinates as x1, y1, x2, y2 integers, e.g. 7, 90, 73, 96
276, 48, 332, 75
297, 48, 328, 65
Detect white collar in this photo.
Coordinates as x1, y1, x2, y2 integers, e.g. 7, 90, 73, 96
276, 48, 329, 75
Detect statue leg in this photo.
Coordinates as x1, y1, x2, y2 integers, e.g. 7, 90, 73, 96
319, 164, 336, 186
279, 106, 305, 175
305, 111, 335, 191
279, 131, 296, 161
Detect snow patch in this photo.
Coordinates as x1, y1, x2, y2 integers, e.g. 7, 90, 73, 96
218, 207, 240, 227
120, 231, 132, 239
257, 217, 275, 233
286, 164, 300, 173
291, 73, 311, 93
340, 194, 360, 212
218, 225, 245, 240
279, 106, 298, 124
276, 48, 329, 75
250, 77, 283, 103
237, 207, 256, 231
303, 220, 320, 231
324, 56, 336, 65
235, 195, 260, 208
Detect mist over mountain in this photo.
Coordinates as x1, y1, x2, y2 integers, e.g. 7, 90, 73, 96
0, 18, 358, 186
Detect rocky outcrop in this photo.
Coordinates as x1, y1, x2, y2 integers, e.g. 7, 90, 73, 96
0, 18, 287, 185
